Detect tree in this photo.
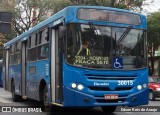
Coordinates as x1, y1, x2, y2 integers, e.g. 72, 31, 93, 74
0, 0, 16, 59
13, 0, 55, 35
0, 0, 154, 59
11, 0, 151, 35
69, 0, 145, 11
147, 12, 160, 75
52, 0, 145, 13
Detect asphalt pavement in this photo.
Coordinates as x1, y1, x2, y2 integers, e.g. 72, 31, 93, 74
0, 87, 160, 115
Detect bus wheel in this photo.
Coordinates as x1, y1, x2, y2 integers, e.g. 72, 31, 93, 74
149, 91, 155, 101
101, 106, 117, 113
42, 85, 50, 112
11, 81, 20, 102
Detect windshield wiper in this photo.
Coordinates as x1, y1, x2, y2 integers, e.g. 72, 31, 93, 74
88, 22, 103, 48
117, 25, 133, 44
88, 22, 98, 36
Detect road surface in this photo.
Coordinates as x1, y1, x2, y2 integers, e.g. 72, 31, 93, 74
0, 88, 160, 115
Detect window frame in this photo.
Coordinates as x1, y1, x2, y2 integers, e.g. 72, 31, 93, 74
27, 32, 38, 62
9, 44, 15, 65
37, 27, 49, 61
14, 41, 21, 65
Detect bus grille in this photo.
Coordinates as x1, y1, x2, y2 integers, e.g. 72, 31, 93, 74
88, 87, 133, 91
85, 74, 137, 80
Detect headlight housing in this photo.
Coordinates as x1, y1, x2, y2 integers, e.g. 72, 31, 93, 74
77, 84, 84, 91
71, 83, 84, 91
71, 83, 77, 89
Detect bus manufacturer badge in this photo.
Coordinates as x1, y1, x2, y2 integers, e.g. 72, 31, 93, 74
113, 58, 123, 69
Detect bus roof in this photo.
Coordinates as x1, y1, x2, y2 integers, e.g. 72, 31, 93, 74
4, 6, 145, 48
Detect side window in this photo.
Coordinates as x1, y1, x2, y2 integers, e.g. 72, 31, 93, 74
41, 29, 49, 44
37, 28, 49, 60
9, 44, 15, 65
31, 33, 37, 47
28, 33, 37, 62
15, 42, 21, 64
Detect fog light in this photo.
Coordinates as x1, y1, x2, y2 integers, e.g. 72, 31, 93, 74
71, 83, 76, 89
132, 97, 137, 102
137, 85, 142, 90
143, 83, 147, 88
77, 84, 84, 91
84, 98, 90, 103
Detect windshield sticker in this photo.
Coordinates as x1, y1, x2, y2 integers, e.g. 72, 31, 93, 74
75, 56, 109, 65
113, 58, 123, 69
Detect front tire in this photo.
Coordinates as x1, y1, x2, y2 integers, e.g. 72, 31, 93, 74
149, 91, 155, 101
41, 85, 60, 112
41, 85, 50, 112
101, 106, 117, 113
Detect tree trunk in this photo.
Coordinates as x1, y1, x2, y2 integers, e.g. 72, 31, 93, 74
149, 45, 155, 76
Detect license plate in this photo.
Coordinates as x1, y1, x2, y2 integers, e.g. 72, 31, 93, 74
104, 94, 118, 100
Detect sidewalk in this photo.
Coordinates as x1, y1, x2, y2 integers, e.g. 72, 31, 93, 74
0, 88, 12, 103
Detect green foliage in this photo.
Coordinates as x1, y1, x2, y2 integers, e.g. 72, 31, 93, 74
147, 12, 160, 46
0, 0, 146, 59
147, 11, 160, 75
68, 0, 143, 7
51, 0, 71, 13
0, 0, 15, 12
13, 0, 56, 35
52, 0, 144, 13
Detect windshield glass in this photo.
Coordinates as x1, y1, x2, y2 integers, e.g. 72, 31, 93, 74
66, 23, 147, 69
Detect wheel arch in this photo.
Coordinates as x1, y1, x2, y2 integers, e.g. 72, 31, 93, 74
11, 78, 14, 88
39, 79, 47, 101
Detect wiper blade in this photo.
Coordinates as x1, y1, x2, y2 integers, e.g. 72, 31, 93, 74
88, 22, 98, 36
117, 26, 133, 44
88, 22, 99, 46
88, 22, 104, 50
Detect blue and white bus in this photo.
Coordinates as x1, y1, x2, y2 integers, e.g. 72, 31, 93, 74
2, 6, 148, 113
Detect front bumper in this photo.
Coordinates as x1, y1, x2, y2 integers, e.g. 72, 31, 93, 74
63, 86, 149, 107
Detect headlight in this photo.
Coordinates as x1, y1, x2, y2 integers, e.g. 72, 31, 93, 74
77, 84, 84, 91
71, 83, 77, 89
137, 85, 142, 90
156, 88, 160, 91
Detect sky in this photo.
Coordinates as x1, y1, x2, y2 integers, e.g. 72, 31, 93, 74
142, 0, 160, 14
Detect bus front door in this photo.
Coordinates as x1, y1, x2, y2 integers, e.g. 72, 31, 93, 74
51, 27, 63, 104
4, 49, 9, 90
21, 41, 27, 98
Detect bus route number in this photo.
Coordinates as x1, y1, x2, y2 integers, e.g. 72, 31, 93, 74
118, 80, 133, 86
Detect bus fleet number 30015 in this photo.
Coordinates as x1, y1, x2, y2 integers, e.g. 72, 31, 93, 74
118, 80, 133, 86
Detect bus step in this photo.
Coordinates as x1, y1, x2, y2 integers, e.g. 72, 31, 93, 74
51, 102, 63, 107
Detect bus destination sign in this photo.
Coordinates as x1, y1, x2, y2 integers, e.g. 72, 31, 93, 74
77, 8, 141, 25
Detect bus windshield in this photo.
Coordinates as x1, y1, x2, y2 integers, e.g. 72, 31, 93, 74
66, 23, 147, 69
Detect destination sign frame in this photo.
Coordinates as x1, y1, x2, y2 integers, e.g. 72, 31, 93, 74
77, 8, 141, 25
